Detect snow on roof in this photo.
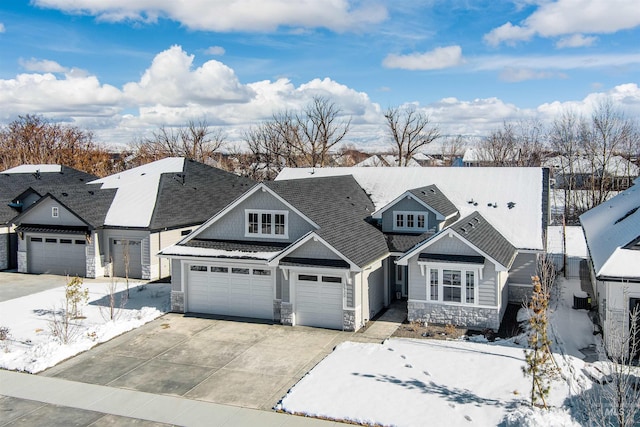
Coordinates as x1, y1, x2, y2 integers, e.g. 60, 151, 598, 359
580, 183, 640, 278
546, 226, 588, 258
159, 244, 278, 260
276, 167, 546, 250
355, 155, 385, 167
2, 164, 62, 174
89, 157, 185, 227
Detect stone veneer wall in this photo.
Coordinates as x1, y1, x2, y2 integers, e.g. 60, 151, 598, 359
343, 309, 356, 331
508, 284, 532, 305
171, 291, 185, 313
17, 251, 27, 273
281, 302, 293, 326
273, 300, 282, 322
408, 300, 500, 331
0, 233, 7, 270
85, 241, 96, 278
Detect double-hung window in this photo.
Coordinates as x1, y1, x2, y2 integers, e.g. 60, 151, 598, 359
393, 211, 427, 232
443, 270, 462, 302
246, 210, 288, 238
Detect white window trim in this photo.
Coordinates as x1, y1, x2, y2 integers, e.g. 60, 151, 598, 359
392, 211, 428, 232
420, 262, 481, 306
51, 206, 59, 218
244, 209, 289, 239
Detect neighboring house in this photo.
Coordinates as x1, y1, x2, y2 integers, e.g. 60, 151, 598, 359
277, 167, 549, 331
544, 155, 639, 191
12, 158, 253, 280
580, 181, 640, 347
546, 225, 588, 279
159, 175, 389, 331
0, 165, 97, 271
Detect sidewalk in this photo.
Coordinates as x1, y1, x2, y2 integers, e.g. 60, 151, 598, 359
0, 370, 343, 426
360, 300, 407, 341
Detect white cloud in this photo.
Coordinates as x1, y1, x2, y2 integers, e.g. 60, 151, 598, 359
1, 45, 639, 152
485, 0, 640, 46
382, 45, 464, 70
0, 23, 5, 33
32, 0, 388, 32
122, 45, 255, 107
499, 67, 568, 82
19, 58, 69, 73
204, 46, 225, 55
555, 34, 597, 48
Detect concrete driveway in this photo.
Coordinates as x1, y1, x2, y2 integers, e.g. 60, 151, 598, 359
40, 313, 373, 410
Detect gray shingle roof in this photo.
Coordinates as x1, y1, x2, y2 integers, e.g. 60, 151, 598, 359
265, 175, 389, 268
385, 232, 433, 253
449, 211, 517, 269
184, 239, 289, 253
408, 185, 458, 218
0, 166, 97, 225
148, 159, 254, 231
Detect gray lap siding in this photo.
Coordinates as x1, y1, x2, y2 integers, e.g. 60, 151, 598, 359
197, 191, 314, 242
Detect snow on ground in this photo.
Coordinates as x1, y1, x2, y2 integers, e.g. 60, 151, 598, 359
0, 279, 169, 373
278, 276, 598, 427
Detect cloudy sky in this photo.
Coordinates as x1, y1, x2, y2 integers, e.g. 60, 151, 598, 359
1, 0, 639, 151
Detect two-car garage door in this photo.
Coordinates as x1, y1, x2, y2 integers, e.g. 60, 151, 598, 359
186, 264, 274, 320
28, 235, 86, 276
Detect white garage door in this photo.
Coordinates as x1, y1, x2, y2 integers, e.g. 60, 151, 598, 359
295, 274, 344, 330
111, 239, 143, 279
187, 264, 274, 320
28, 235, 86, 276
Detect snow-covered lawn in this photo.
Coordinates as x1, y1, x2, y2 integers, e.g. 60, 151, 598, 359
0, 279, 169, 373
278, 277, 598, 426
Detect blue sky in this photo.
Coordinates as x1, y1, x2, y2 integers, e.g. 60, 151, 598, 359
1, 1, 639, 150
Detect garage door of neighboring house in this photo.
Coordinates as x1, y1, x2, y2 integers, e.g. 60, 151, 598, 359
111, 239, 142, 279
295, 273, 344, 330
187, 264, 274, 320
28, 235, 86, 276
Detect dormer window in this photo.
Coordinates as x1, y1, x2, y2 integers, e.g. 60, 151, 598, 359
393, 211, 427, 232
52, 206, 59, 218
245, 210, 288, 238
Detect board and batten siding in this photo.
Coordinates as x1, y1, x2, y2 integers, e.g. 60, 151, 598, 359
171, 259, 182, 292
197, 190, 314, 242
381, 197, 437, 232
150, 226, 194, 279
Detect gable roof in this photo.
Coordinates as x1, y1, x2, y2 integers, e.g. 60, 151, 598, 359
397, 211, 517, 270
580, 183, 640, 280
12, 185, 117, 229
276, 167, 548, 251
374, 184, 458, 219
162, 175, 389, 269
264, 175, 389, 268
0, 165, 97, 225
89, 157, 253, 230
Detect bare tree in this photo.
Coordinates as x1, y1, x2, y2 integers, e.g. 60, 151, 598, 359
477, 122, 517, 166
582, 303, 640, 427
0, 115, 118, 176
294, 96, 351, 167
132, 119, 225, 166
582, 100, 635, 209
384, 105, 439, 166
440, 135, 466, 166
514, 119, 546, 167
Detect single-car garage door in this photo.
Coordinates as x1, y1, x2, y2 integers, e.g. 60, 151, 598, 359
28, 235, 86, 276
111, 239, 143, 279
187, 264, 274, 320
295, 273, 344, 330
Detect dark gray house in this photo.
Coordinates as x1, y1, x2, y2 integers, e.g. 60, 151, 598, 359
11, 158, 253, 280
0, 164, 97, 271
